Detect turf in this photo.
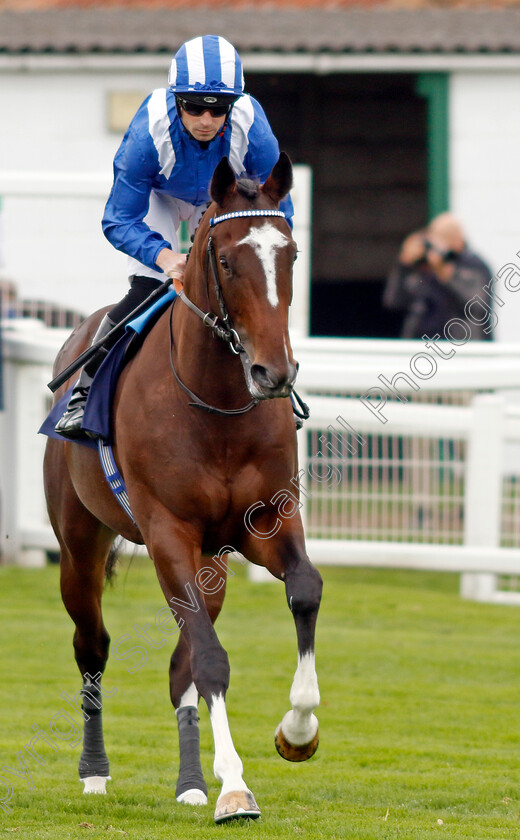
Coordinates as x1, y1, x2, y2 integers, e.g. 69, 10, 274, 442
1, 559, 520, 838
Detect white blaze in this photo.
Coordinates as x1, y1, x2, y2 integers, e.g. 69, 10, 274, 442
237, 222, 289, 307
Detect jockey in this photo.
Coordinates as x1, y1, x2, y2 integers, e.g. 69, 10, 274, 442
55, 34, 294, 438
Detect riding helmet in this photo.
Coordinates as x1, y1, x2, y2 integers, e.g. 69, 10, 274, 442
168, 34, 244, 107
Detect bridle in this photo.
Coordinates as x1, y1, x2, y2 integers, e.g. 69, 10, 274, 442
169, 208, 287, 416
178, 209, 287, 355
177, 239, 243, 356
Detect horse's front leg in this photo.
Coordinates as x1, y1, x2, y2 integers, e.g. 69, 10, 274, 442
148, 527, 261, 823
244, 522, 323, 762
168, 574, 228, 807
207, 690, 261, 822
276, 552, 322, 761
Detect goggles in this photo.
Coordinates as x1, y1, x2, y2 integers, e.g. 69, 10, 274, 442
176, 97, 231, 118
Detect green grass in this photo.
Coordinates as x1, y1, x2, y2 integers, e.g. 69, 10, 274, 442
2, 559, 520, 838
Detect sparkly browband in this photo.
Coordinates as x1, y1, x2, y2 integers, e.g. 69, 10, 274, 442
209, 209, 286, 227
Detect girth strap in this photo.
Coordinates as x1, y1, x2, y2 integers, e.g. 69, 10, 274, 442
98, 439, 135, 522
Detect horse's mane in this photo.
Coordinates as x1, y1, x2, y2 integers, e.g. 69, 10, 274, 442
236, 177, 259, 200
188, 176, 261, 255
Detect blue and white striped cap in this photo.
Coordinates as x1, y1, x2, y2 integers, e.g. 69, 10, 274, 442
168, 35, 244, 100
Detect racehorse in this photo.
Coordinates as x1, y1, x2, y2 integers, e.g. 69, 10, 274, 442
43, 152, 322, 823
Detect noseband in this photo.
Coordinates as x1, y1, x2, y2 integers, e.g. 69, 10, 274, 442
171, 209, 288, 416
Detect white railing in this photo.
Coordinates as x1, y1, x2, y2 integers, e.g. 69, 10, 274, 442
2, 320, 520, 603
297, 392, 520, 604
290, 335, 520, 603
0, 320, 69, 566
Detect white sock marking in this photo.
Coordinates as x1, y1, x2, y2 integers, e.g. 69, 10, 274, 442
81, 775, 110, 794
289, 651, 320, 712
209, 694, 248, 795
177, 788, 208, 806
177, 682, 198, 710
281, 652, 320, 746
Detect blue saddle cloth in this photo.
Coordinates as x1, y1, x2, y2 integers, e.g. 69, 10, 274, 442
39, 288, 177, 447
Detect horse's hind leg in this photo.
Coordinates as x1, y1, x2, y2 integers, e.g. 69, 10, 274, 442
59, 521, 115, 793
59, 523, 116, 793
169, 634, 208, 806
46, 452, 115, 794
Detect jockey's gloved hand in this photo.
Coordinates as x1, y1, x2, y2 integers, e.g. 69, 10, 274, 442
156, 249, 187, 289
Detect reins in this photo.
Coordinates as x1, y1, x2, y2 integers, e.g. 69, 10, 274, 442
176, 239, 243, 356
168, 306, 258, 416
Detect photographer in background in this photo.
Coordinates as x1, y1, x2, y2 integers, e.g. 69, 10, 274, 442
383, 213, 494, 340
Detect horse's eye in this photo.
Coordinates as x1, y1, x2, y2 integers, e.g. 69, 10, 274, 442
219, 257, 230, 272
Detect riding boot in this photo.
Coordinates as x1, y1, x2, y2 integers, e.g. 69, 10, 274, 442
54, 315, 117, 439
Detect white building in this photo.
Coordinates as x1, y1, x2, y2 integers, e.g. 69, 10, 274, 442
1, 6, 520, 338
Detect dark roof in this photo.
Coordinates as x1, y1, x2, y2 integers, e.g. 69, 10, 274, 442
1, 7, 520, 55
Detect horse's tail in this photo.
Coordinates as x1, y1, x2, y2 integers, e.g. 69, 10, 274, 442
104, 538, 123, 586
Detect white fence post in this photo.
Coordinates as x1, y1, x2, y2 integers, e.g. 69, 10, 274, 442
0, 320, 61, 565
289, 165, 312, 340
0, 343, 47, 565
460, 393, 504, 600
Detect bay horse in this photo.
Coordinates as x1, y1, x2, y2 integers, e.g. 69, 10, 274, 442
43, 152, 322, 823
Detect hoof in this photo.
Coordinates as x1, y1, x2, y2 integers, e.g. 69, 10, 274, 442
81, 775, 111, 794
177, 788, 208, 806
214, 790, 261, 824
274, 724, 319, 762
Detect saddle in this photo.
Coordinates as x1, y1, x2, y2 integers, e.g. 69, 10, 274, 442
39, 289, 177, 448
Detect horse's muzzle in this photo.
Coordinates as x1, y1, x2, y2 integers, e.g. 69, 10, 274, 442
249, 361, 298, 399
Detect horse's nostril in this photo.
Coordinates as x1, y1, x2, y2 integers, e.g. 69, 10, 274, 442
250, 363, 297, 393
251, 364, 275, 389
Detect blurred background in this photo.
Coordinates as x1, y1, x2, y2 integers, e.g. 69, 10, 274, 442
1, 0, 519, 339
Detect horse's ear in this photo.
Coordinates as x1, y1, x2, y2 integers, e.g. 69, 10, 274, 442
210, 157, 237, 206
261, 152, 293, 204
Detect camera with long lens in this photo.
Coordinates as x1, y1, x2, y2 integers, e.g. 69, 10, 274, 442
423, 238, 456, 262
